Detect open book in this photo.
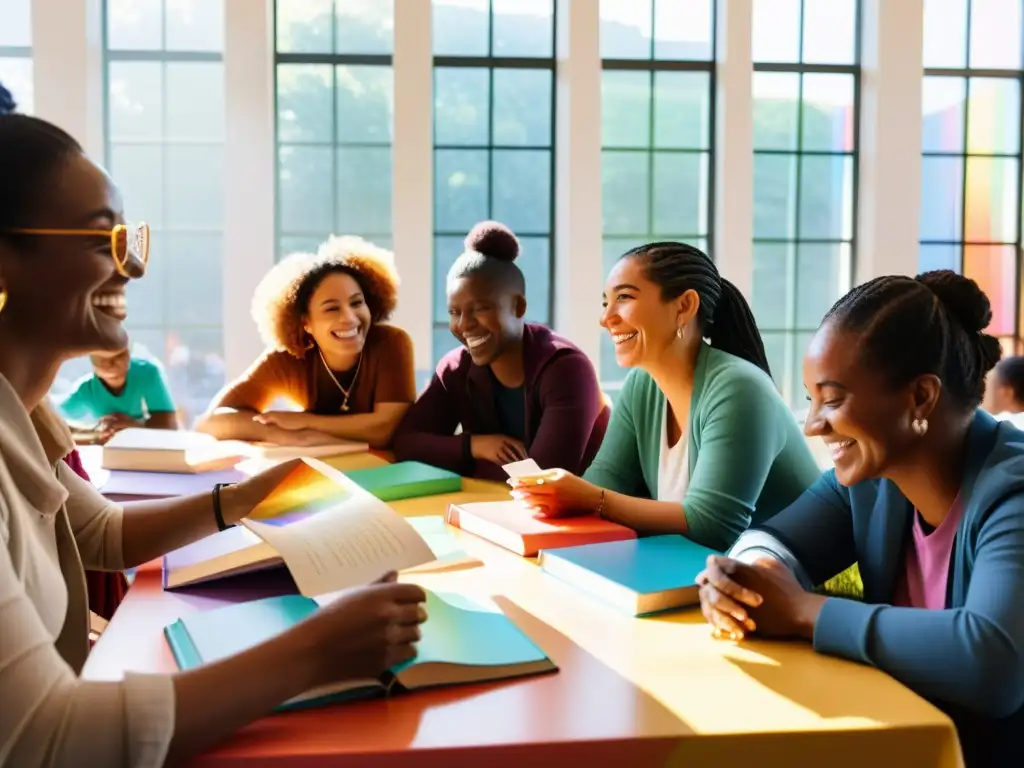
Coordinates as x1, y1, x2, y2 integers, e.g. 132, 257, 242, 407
164, 590, 556, 710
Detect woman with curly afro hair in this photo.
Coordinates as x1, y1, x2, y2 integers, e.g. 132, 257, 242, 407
196, 236, 415, 449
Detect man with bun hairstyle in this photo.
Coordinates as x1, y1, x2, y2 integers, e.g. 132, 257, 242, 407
394, 220, 608, 480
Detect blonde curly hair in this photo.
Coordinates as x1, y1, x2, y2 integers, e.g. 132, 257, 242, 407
251, 235, 400, 358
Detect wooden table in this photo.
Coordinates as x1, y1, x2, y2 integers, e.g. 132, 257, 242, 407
84, 453, 963, 767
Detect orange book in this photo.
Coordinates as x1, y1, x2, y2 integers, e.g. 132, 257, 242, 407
446, 500, 636, 557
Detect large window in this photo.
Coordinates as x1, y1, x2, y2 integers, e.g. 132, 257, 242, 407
100, 0, 227, 425
920, 0, 1023, 356
751, 0, 860, 408
275, 0, 394, 258
598, 0, 716, 386
431, 0, 556, 364
0, 0, 33, 113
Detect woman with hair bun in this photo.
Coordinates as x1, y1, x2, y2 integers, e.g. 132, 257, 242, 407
393, 221, 608, 480
698, 271, 1023, 767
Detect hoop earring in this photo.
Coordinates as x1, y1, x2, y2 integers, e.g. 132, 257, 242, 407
0, 289, 7, 315
912, 418, 929, 437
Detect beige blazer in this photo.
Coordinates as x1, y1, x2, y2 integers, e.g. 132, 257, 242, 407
0, 376, 174, 767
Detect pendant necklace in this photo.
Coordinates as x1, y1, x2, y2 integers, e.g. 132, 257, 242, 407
318, 346, 362, 412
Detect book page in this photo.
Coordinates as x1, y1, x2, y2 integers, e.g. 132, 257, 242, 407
242, 491, 436, 596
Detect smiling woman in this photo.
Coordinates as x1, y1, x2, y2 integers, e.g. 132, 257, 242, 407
195, 236, 416, 449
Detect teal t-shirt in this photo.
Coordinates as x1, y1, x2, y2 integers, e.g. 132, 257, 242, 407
58, 358, 176, 422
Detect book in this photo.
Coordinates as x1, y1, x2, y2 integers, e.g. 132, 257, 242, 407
101, 429, 244, 473
164, 589, 556, 710
344, 461, 462, 501
537, 535, 720, 616
163, 459, 478, 594
246, 441, 369, 461
99, 467, 248, 500
446, 500, 636, 557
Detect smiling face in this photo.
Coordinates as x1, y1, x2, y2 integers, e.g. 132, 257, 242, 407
91, 346, 131, 389
302, 271, 372, 362
447, 274, 525, 366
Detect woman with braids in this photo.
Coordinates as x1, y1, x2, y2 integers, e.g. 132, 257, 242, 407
394, 221, 608, 479
510, 242, 819, 551
697, 271, 1022, 767
196, 236, 416, 449
0, 114, 426, 765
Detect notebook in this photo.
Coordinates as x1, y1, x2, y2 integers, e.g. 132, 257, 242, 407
537, 535, 720, 616
344, 462, 462, 501
101, 429, 244, 473
163, 459, 479, 594
446, 500, 636, 557
164, 590, 556, 710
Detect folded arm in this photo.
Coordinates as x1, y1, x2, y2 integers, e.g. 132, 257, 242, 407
392, 371, 469, 474
285, 404, 411, 449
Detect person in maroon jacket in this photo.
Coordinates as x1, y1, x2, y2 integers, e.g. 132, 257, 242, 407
393, 221, 609, 481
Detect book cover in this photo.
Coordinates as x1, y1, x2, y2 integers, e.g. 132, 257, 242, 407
100, 467, 247, 500
101, 429, 244, 473
537, 535, 720, 616
446, 500, 636, 557
344, 462, 462, 502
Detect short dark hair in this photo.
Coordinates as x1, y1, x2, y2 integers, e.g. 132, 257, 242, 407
620, 241, 772, 377
446, 220, 526, 296
0, 81, 16, 115
994, 356, 1024, 403
823, 270, 1002, 409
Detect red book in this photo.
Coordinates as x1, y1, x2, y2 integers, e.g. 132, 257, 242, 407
446, 501, 636, 557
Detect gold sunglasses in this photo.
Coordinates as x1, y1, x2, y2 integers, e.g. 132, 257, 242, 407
3, 222, 150, 278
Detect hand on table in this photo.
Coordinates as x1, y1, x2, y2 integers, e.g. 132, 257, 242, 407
696, 555, 826, 642
260, 424, 340, 447
253, 411, 311, 431
96, 412, 141, 443
470, 434, 526, 465
508, 469, 603, 518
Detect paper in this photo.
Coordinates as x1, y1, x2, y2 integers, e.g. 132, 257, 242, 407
503, 458, 542, 479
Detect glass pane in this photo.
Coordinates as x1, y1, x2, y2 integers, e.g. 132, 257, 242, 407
336, 146, 392, 235
796, 242, 848, 328
165, 145, 224, 230
760, 332, 789, 399
601, 70, 651, 148
278, 145, 334, 234
0, 0, 31, 46
0, 58, 33, 114
492, 0, 554, 57
798, 155, 854, 240
336, 0, 394, 55
433, 324, 462, 366
752, 0, 801, 64
277, 64, 333, 143
600, 0, 654, 60
653, 0, 713, 61
433, 235, 464, 323
918, 243, 962, 273
165, 0, 224, 52
790, 331, 816, 409
602, 150, 651, 236
492, 149, 552, 233
653, 71, 711, 150
969, 0, 1023, 69
493, 68, 552, 147
336, 65, 393, 143
164, 233, 222, 325
752, 242, 793, 330
166, 62, 224, 142
923, 0, 968, 68
922, 76, 966, 153
753, 153, 798, 239
599, 333, 623, 384
126, 231, 165, 325
517, 235, 552, 323
920, 156, 965, 242
164, 328, 227, 424
964, 245, 1017, 334
108, 62, 164, 142
801, 73, 855, 152
434, 67, 490, 146
433, 0, 489, 57
967, 78, 1021, 156
651, 151, 707, 236
964, 157, 1020, 242
753, 72, 800, 151
107, 0, 163, 51
602, 236, 651, 274
276, 0, 332, 53
109, 144, 165, 229
801, 0, 857, 65
278, 234, 324, 258
435, 148, 489, 232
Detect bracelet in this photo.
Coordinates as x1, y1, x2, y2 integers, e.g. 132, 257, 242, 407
595, 488, 606, 518
213, 482, 236, 532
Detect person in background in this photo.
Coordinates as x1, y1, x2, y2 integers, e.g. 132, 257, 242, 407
196, 236, 416, 449
984, 355, 1024, 428
697, 271, 1022, 768
509, 242, 820, 552
393, 221, 608, 479
0, 113, 426, 766
58, 342, 179, 442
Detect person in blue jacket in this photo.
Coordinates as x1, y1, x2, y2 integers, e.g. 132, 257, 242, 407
696, 270, 1023, 768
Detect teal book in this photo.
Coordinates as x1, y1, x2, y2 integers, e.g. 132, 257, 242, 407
537, 535, 720, 617
344, 462, 462, 502
164, 589, 555, 711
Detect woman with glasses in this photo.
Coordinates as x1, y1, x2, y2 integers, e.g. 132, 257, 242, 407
0, 114, 426, 766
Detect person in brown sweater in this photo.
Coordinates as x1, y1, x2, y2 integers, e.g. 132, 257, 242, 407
196, 236, 416, 449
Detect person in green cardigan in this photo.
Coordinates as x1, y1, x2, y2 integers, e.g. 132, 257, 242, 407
509, 242, 821, 551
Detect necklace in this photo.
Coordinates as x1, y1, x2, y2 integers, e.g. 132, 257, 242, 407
317, 346, 362, 412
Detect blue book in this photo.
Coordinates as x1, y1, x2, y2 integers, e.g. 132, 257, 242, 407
343, 461, 462, 502
537, 535, 720, 616
164, 589, 555, 710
